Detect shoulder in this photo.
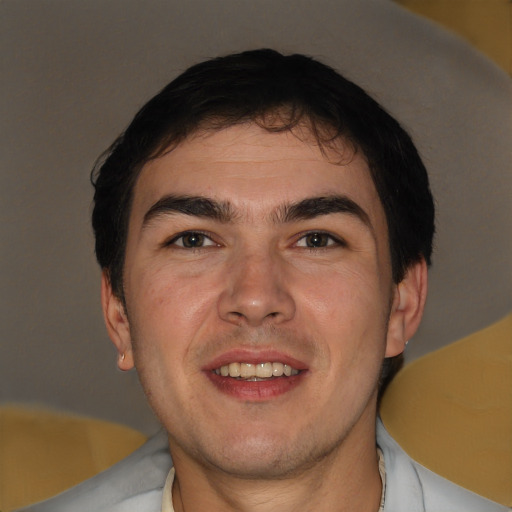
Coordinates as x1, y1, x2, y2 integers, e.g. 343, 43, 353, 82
377, 419, 510, 512
17, 429, 173, 512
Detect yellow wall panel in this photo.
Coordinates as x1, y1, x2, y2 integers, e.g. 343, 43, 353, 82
0, 406, 147, 511
395, 0, 512, 75
381, 314, 512, 506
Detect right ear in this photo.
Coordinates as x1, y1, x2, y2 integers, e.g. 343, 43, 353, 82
101, 271, 134, 371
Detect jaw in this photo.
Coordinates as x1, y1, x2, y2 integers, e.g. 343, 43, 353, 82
165, 366, 381, 483
168, 392, 383, 512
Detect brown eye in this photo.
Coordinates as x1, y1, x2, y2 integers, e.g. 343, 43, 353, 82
304, 232, 330, 247
170, 232, 216, 248
296, 232, 344, 249
181, 233, 205, 248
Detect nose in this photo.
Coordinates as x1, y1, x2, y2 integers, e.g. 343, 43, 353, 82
217, 250, 296, 327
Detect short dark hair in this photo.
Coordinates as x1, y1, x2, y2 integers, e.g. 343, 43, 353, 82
92, 48, 435, 307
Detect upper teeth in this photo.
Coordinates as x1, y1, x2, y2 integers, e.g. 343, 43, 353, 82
215, 362, 299, 378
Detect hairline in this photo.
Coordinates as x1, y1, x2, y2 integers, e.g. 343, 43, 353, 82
112, 115, 391, 304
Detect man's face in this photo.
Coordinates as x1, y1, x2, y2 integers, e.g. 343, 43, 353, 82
105, 123, 412, 478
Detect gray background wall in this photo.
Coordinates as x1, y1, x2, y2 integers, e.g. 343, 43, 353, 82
1, 0, 511, 434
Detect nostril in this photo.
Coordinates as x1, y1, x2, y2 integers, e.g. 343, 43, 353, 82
227, 311, 245, 324
217, 278, 296, 327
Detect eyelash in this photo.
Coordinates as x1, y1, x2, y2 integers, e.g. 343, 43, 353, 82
295, 231, 347, 250
164, 231, 217, 249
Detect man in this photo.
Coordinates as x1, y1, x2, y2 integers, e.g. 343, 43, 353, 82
21, 49, 507, 511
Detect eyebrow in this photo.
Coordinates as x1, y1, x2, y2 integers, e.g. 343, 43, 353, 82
278, 195, 372, 228
143, 195, 235, 226
142, 194, 371, 229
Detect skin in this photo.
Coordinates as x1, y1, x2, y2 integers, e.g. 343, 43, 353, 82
103, 123, 427, 512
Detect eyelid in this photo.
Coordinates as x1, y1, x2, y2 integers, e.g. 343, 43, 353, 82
294, 230, 347, 248
164, 230, 218, 248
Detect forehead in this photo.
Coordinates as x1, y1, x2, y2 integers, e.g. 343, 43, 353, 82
133, 124, 383, 220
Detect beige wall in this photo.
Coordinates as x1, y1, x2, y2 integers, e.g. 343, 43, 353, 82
1, 0, 511, 432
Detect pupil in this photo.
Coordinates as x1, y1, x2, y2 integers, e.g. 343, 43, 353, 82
183, 233, 203, 247
307, 233, 326, 247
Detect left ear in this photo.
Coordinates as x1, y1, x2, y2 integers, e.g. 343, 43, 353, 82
385, 258, 428, 357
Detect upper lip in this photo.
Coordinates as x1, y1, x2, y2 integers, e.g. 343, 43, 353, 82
203, 349, 308, 372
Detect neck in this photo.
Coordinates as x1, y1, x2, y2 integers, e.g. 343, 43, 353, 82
169, 414, 382, 512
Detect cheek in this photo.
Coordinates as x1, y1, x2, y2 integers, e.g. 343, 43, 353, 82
298, 265, 390, 369
299, 263, 387, 320
125, 270, 212, 403
125, 263, 224, 355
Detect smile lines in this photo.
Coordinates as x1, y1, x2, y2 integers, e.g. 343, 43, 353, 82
214, 362, 300, 379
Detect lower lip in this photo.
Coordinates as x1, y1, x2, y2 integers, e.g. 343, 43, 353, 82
205, 371, 305, 401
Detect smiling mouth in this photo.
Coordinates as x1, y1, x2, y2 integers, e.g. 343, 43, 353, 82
214, 362, 300, 380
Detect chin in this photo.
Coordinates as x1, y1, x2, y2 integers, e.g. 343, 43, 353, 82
196, 428, 343, 480
212, 451, 309, 480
